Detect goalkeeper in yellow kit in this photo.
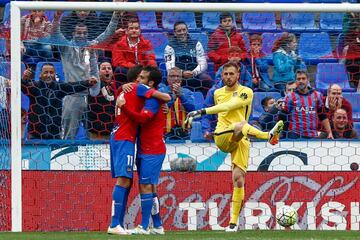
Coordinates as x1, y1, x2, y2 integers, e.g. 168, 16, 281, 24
185, 62, 284, 232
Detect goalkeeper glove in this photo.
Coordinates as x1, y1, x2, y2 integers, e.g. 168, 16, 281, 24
185, 109, 206, 129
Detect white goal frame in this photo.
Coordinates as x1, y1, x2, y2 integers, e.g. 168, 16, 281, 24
10, 1, 360, 232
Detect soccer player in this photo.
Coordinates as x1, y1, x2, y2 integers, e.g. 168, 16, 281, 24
116, 66, 166, 235
185, 62, 284, 232
107, 67, 170, 235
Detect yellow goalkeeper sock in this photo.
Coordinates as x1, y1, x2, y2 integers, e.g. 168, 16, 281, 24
241, 123, 268, 140
229, 187, 244, 225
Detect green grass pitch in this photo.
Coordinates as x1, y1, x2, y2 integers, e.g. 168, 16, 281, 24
0, 230, 358, 240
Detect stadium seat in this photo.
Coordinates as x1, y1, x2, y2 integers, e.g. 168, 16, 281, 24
252, 92, 281, 120
242, 13, 277, 31
298, 32, 335, 64
261, 32, 283, 56
1, 3, 10, 25
315, 63, 355, 93
320, 13, 344, 31
201, 12, 236, 31
308, 0, 342, 2
353, 122, 360, 136
281, 13, 318, 31
207, 61, 215, 82
0, 38, 7, 57
190, 121, 204, 142
162, 12, 197, 31
34, 62, 65, 82
336, 33, 345, 58
158, 61, 167, 84
193, 91, 204, 110
142, 32, 169, 60
241, 32, 250, 50
269, 0, 304, 2
137, 11, 161, 31
190, 32, 209, 53
0, 62, 26, 79
342, 93, 360, 121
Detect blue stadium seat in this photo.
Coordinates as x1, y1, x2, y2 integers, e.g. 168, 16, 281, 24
0, 62, 26, 79
315, 63, 354, 93
241, 32, 250, 50
202, 12, 236, 31
34, 62, 65, 82
207, 61, 215, 82
308, 0, 342, 2
137, 11, 160, 31
0, 38, 7, 57
353, 122, 360, 136
142, 32, 169, 60
1, 3, 10, 25
281, 13, 318, 31
252, 92, 281, 120
261, 32, 283, 56
190, 121, 204, 142
320, 13, 344, 31
298, 32, 335, 64
342, 93, 360, 121
190, 32, 209, 53
336, 33, 345, 58
193, 91, 204, 110
242, 13, 277, 31
162, 12, 197, 31
269, 0, 304, 2
158, 61, 167, 84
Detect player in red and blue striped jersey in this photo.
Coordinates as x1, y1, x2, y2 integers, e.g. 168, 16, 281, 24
279, 70, 333, 139
117, 66, 166, 235
108, 66, 170, 235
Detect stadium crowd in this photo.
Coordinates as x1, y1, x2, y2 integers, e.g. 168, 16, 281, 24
0, 0, 359, 141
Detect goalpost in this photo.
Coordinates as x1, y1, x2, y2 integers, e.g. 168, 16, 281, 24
9, 1, 360, 232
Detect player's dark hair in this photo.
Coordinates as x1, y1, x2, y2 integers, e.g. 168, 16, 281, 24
127, 65, 143, 82
261, 96, 274, 108
143, 66, 162, 89
220, 12, 233, 23
223, 61, 239, 72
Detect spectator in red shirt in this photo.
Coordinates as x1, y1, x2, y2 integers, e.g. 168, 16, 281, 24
112, 18, 157, 84
208, 12, 247, 72
320, 108, 358, 139
322, 84, 353, 128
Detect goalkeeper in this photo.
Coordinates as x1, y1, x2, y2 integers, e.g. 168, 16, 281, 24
185, 62, 284, 232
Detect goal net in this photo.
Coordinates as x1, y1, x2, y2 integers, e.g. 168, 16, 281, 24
2, 1, 360, 232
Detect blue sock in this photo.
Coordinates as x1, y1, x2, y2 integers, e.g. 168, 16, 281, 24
119, 187, 130, 228
140, 193, 153, 229
151, 193, 162, 228
110, 185, 128, 228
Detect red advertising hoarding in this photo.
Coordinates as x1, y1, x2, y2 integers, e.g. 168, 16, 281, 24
0, 171, 359, 231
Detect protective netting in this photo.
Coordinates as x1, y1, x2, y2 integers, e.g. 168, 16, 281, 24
0, 4, 360, 231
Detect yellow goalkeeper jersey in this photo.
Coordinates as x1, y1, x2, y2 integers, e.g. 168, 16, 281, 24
206, 84, 254, 134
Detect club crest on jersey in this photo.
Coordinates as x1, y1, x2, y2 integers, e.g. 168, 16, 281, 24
240, 92, 248, 100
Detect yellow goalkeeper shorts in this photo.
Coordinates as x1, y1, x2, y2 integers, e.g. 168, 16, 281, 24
214, 126, 250, 173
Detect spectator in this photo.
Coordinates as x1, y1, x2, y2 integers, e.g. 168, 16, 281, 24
272, 32, 306, 94
319, 108, 358, 139
159, 67, 195, 140
253, 96, 281, 131
164, 21, 212, 96
208, 12, 247, 72
214, 46, 251, 88
279, 70, 333, 139
60, 10, 100, 41
21, 64, 97, 139
21, 10, 54, 64
51, 9, 120, 139
112, 18, 157, 84
343, 14, 360, 91
0, 75, 10, 139
88, 62, 118, 140
243, 34, 273, 91
322, 84, 353, 128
